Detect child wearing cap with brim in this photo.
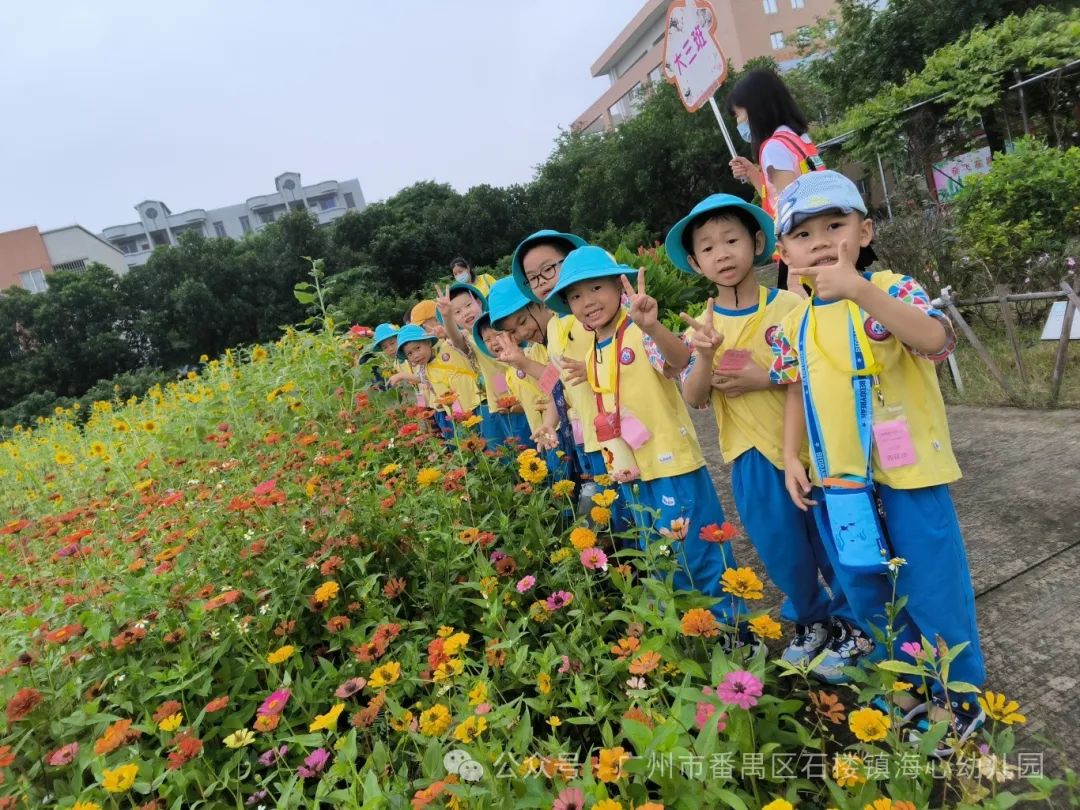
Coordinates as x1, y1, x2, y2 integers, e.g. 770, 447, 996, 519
546, 247, 753, 647
395, 323, 482, 441
511, 230, 604, 481
667, 193, 854, 670
472, 278, 572, 477
435, 280, 533, 453
769, 169, 984, 753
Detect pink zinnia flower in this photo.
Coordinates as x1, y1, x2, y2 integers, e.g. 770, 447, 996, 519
516, 575, 535, 593
558, 655, 580, 674
474, 703, 492, 715
258, 744, 288, 767
552, 786, 585, 810
335, 677, 367, 699
297, 747, 330, 778
46, 742, 79, 766
257, 688, 291, 717
901, 640, 931, 660
580, 547, 608, 571
716, 669, 763, 710
545, 591, 574, 611
694, 701, 728, 732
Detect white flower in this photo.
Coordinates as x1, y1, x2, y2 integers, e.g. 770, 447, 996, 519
259, 604, 270, 615
209, 628, 220, 640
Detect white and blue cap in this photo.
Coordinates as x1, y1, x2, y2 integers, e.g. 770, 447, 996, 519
544, 246, 635, 317
472, 277, 532, 358
510, 229, 588, 304
775, 170, 867, 237
665, 193, 775, 272
371, 322, 399, 348
394, 323, 437, 362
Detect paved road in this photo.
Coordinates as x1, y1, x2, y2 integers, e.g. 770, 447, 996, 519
691, 404, 1080, 778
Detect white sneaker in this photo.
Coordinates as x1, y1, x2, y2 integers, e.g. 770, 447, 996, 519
781, 621, 830, 667
811, 617, 875, 684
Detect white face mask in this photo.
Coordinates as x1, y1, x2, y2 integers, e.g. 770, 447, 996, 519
454, 271, 471, 283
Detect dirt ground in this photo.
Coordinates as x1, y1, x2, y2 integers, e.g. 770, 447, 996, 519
691, 404, 1080, 779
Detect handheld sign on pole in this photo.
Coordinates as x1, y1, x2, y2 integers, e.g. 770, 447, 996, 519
662, 0, 736, 159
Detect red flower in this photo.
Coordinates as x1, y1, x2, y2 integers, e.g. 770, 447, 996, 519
204, 695, 230, 713
5, 687, 42, 722
700, 522, 739, 543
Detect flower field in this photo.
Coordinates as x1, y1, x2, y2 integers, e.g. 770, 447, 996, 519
0, 324, 1060, 809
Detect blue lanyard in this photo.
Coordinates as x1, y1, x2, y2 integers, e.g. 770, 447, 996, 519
798, 306, 875, 484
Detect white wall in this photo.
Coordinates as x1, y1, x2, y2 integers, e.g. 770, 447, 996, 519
42, 227, 129, 276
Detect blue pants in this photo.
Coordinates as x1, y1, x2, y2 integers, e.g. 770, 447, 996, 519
732, 449, 852, 626
434, 410, 453, 440
812, 483, 985, 695
621, 467, 741, 624
479, 405, 534, 453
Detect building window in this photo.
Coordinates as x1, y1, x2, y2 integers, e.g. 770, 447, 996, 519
258, 210, 276, 225
53, 259, 88, 273
318, 196, 338, 211
213, 221, 227, 237
20, 269, 48, 293
763, 0, 778, 13
791, 0, 804, 7
770, 31, 785, 50
239, 215, 252, 234
344, 192, 356, 209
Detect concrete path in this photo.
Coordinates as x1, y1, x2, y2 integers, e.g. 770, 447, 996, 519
691, 404, 1080, 777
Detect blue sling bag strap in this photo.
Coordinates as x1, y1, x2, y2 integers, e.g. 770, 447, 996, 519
798, 304, 891, 573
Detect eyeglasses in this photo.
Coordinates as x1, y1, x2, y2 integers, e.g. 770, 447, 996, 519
525, 259, 563, 287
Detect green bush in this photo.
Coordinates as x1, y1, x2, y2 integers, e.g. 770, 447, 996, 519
953, 137, 1080, 294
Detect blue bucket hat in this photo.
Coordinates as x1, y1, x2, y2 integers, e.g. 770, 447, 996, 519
665, 194, 776, 272
775, 170, 867, 237
471, 277, 534, 358
510, 229, 588, 303
544, 246, 635, 316
371, 322, 399, 349
435, 281, 487, 325
395, 323, 438, 362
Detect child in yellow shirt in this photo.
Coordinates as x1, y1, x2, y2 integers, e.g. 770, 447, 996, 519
395, 324, 481, 440
546, 247, 749, 643
770, 170, 983, 752
668, 194, 851, 669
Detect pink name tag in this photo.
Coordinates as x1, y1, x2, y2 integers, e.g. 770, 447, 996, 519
717, 349, 752, 373
491, 373, 509, 395
620, 413, 652, 450
451, 400, 465, 416
539, 363, 561, 394
873, 419, 917, 469
571, 418, 584, 445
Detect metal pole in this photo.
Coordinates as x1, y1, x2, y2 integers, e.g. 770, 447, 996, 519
1014, 68, 1030, 135
708, 95, 738, 160
875, 152, 893, 221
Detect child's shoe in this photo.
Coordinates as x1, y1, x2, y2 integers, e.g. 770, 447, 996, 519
811, 617, 875, 684
781, 621, 830, 667
719, 623, 765, 658
907, 695, 986, 757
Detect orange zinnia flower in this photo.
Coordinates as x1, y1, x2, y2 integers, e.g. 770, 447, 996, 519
629, 651, 661, 675
680, 608, 720, 638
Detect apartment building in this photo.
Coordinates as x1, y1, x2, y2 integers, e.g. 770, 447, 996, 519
0, 225, 128, 293
574, 0, 837, 133
101, 171, 366, 268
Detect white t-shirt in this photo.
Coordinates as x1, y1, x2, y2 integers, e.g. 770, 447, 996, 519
760, 126, 813, 175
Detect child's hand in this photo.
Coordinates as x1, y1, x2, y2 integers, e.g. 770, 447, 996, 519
790, 240, 866, 302
711, 363, 771, 398
493, 334, 526, 367
621, 268, 659, 330
556, 355, 588, 387
433, 284, 453, 319
784, 461, 817, 512
679, 299, 724, 358
532, 425, 559, 452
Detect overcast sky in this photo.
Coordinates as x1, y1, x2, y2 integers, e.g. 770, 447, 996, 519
0, 0, 643, 234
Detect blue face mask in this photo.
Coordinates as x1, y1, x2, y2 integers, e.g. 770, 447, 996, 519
737, 120, 752, 143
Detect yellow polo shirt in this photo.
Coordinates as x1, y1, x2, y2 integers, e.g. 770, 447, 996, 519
547, 314, 601, 451
770, 270, 960, 489
424, 340, 482, 416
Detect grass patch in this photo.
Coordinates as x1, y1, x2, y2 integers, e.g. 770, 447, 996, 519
940, 322, 1080, 408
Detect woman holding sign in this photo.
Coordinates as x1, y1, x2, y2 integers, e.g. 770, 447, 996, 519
726, 68, 826, 291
